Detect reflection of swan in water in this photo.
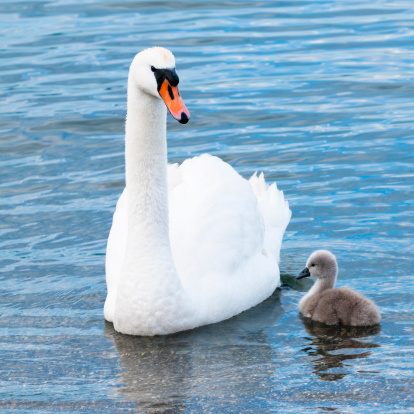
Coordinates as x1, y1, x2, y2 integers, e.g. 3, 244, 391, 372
104, 291, 283, 413
300, 316, 381, 381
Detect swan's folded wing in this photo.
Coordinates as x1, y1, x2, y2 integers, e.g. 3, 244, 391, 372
249, 172, 291, 262
168, 155, 266, 285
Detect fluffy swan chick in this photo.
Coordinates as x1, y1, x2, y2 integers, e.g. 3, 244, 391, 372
296, 250, 380, 326
104, 47, 291, 336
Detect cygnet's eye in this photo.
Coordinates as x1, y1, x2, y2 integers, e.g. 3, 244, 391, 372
151, 66, 156, 72
311, 264, 315, 267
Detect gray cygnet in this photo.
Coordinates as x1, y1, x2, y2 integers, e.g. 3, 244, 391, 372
297, 250, 380, 326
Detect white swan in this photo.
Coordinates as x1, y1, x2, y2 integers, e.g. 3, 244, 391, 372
104, 47, 291, 336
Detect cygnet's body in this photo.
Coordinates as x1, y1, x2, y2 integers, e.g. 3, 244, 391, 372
297, 250, 380, 326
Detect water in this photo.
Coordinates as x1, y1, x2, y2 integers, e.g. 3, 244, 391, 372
1, 0, 413, 412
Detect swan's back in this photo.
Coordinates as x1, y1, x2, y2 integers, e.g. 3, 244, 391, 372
168, 155, 290, 311
169, 155, 264, 283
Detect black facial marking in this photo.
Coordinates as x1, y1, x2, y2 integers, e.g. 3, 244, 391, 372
151, 67, 180, 91
168, 84, 174, 100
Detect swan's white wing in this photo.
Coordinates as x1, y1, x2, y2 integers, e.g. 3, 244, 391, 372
168, 155, 264, 284
168, 155, 290, 319
249, 172, 291, 262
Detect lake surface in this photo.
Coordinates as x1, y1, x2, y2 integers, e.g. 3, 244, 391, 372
1, 0, 413, 412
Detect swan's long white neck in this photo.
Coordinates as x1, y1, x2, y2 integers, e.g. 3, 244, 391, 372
113, 77, 193, 335
124, 76, 169, 249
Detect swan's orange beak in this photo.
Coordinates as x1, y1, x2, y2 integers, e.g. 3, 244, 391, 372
159, 79, 190, 124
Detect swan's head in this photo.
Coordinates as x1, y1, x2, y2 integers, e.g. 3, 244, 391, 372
297, 250, 338, 281
129, 47, 190, 124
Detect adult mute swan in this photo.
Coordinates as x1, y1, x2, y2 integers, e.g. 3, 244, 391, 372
104, 47, 291, 336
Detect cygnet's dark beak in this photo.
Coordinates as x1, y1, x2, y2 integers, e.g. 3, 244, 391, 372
297, 267, 311, 280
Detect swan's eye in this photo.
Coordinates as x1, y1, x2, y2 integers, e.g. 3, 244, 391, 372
311, 264, 315, 267
151, 66, 156, 72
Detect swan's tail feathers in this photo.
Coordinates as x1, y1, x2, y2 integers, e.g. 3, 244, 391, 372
249, 172, 291, 262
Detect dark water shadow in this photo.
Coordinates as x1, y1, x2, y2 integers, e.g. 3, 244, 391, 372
281, 272, 314, 292
104, 289, 284, 414
300, 316, 381, 382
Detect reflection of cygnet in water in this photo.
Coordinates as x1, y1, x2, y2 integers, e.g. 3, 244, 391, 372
300, 318, 381, 381
297, 250, 380, 326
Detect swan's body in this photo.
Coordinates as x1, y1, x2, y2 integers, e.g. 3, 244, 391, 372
104, 47, 291, 336
297, 250, 380, 326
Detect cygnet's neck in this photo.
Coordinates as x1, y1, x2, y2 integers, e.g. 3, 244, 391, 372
305, 275, 336, 299
314, 276, 336, 292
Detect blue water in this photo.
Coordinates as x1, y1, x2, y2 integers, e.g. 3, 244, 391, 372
1, 0, 413, 412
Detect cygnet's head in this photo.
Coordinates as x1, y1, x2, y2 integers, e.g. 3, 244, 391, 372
297, 250, 338, 281
129, 47, 190, 124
